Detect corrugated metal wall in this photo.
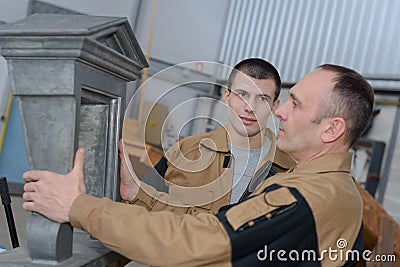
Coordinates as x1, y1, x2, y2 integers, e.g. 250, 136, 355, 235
219, 0, 400, 83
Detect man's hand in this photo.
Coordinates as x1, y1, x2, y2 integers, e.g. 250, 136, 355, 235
119, 139, 140, 201
22, 148, 86, 223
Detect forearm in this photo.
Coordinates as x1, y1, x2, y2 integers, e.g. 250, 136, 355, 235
70, 194, 231, 266
123, 155, 215, 215
127, 183, 198, 215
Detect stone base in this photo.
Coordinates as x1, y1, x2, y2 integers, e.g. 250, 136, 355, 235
0, 231, 124, 266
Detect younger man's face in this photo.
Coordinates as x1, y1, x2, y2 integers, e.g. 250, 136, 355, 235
224, 73, 279, 138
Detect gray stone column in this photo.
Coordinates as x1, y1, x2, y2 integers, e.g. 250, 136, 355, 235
0, 13, 147, 264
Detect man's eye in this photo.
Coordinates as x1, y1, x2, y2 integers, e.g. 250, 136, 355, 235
238, 92, 247, 97
292, 100, 297, 107
258, 96, 268, 102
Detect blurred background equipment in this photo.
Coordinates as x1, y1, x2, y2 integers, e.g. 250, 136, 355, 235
0, 177, 19, 249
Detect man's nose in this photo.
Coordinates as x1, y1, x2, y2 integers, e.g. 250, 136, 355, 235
274, 103, 285, 120
244, 98, 256, 113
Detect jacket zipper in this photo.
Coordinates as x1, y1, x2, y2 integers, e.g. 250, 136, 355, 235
238, 160, 272, 202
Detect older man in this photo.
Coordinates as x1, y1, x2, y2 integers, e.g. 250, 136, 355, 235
23, 64, 373, 266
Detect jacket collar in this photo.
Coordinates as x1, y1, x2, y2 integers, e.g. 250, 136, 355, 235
200, 126, 277, 153
200, 127, 231, 152
200, 127, 284, 157
274, 148, 295, 169
291, 152, 353, 174
200, 126, 295, 171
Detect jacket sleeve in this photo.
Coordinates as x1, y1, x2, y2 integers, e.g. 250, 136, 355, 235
139, 156, 169, 192
128, 156, 200, 215
129, 182, 202, 215
129, 143, 211, 215
70, 194, 231, 267
215, 184, 321, 266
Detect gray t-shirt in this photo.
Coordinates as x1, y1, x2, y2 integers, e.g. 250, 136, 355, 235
229, 139, 270, 204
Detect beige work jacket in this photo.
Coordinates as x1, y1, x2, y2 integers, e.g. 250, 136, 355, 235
130, 126, 294, 214
70, 152, 362, 267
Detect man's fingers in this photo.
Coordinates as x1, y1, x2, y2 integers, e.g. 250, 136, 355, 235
23, 170, 44, 182
71, 147, 87, 194
23, 181, 36, 192
118, 139, 124, 153
22, 201, 35, 212
22, 191, 34, 201
72, 147, 85, 174
119, 139, 130, 158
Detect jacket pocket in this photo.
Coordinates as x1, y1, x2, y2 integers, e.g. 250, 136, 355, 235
225, 187, 297, 231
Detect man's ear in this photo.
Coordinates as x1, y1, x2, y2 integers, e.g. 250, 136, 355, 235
321, 117, 346, 143
223, 88, 230, 104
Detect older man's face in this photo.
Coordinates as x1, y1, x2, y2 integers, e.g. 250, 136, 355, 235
274, 69, 336, 164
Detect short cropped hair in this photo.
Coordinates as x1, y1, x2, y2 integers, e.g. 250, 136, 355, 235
312, 64, 374, 146
228, 58, 281, 101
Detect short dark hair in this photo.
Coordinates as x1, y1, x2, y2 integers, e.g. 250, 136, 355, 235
228, 58, 281, 101
312, 64, 374, 146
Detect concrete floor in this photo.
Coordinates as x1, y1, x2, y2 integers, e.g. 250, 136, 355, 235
0, 195, 29, 250
0, 195, 146, 266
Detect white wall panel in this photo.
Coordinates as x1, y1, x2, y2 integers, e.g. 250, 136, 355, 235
219, 0, 400, 82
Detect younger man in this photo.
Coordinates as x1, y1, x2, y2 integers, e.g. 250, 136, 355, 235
120, 58, 293, 214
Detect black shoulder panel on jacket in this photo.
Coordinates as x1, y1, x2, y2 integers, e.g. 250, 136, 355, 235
216, 184, 321, 267
238, 164, 277, 201
343, 225, 363, 267
141, 157, 169, 192
154, 156, 168, 177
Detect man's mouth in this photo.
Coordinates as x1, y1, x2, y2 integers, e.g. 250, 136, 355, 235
240, 116, 257, 125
